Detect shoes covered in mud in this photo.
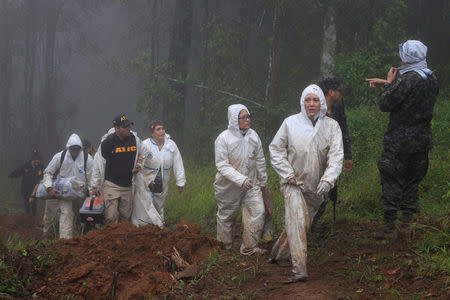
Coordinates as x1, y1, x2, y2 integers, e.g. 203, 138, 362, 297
267, 257, 291, 267
375, 224, 397, 240
240, 246, 268, 256
397, 213, 413, 237
253, 247, 268, 255
284, 272, 308, 283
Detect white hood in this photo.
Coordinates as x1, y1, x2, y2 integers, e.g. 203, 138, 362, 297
100, 127, 138, 143
66, 133, 83, 148
101, 128, 116, 143
299, 84, 327, 119
227, 104, 249, 131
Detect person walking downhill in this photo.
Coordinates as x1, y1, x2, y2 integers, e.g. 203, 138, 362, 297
214, 104, 269, 256
268, 84, 343, 282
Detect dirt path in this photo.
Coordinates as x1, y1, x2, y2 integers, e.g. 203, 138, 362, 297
0, 213, 447, 299
167, 220, 448, 299
249, 263, 345, 299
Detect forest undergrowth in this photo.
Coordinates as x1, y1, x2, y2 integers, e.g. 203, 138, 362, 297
0, 98, 448, 299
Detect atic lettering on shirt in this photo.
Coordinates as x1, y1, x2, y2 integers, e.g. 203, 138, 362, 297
114, 146, 137, 153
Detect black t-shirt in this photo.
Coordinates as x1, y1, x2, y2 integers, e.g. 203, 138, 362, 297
101, 133, 137, 187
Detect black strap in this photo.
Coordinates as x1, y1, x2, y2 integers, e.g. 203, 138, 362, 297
83, 150, 88, 173
53, 149, 88, 180
53, 150, 67, 180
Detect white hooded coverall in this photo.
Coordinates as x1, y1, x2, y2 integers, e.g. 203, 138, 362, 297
269, 84, 343, 277
214, 104, 268, 255
43, 133, 93, 239
138, 134, 185, 222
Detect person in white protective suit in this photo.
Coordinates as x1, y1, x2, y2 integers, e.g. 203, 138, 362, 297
89, 114, 150, 224
138, 120, 185, 223
42, 133, 93, 239
268, 84, 343, 282
214, 104, 269, 255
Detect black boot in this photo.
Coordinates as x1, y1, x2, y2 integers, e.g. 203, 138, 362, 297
397, 212, 413, 236
375, 211, 397, 240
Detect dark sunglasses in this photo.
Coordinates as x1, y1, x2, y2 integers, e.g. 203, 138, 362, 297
238, 115, 251, 120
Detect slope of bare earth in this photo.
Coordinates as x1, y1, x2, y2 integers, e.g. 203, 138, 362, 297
0, 213, 447, 299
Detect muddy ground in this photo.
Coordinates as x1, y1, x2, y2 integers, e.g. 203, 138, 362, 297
0, 213, 448, 299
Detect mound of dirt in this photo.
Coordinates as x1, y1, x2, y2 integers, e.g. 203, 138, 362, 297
33, 221, 219, 300
0, 213, 41, 241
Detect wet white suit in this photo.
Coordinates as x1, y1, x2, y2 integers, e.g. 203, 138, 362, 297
43, 133, 93, 239
139, 134, 186, 221
269, 85, 343, 277
214, 104, 268, 255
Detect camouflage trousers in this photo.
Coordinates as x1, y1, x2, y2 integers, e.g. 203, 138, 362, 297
378, 150, 429, 217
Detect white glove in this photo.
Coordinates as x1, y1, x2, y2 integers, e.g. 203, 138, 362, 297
242, 178, 253, 190
316, 181, 332, 197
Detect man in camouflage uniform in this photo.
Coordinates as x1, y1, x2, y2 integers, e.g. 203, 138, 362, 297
366, 40, 439, 239
312, 77, 353, 232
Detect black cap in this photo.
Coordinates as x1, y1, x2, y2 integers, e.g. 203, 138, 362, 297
31, 149, 42, 161
113, 114, 134, 127
82, 139, 91, 148
318, 77, 346, 95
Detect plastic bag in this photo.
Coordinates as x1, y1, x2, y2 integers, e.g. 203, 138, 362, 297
132, 172, 164, 228
36, 176, 86, 200
148, 168, 163, 193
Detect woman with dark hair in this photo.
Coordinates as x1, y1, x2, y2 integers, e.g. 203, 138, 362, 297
137, 120, 185, 224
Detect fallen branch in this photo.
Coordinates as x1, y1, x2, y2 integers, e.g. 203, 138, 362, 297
158, 75, 265, 108
171, 247, 190, 269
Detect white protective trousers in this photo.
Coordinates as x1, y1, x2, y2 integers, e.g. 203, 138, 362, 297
214, 104, 268, 255
42, 133, 93, 239
139, 135, 185, 221
269, 84, 343, 276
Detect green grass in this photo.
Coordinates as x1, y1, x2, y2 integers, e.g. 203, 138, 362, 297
164, 164, 217, 233
164, 95, 450, 278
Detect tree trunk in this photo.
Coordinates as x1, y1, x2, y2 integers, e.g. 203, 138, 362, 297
319, 4, 336, 77
199, 0, 210, 127
24, 0, 39, 147
42, 0, 59, 152
167, 0, 193, 147
264, 0, 284, 141
0, 2, 12, 145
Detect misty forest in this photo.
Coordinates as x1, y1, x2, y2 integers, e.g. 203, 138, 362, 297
0, 0, 449, 299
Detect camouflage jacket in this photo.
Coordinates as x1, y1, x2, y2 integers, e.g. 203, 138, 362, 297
327, 101, 352, 160
378, 71, 439, 153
